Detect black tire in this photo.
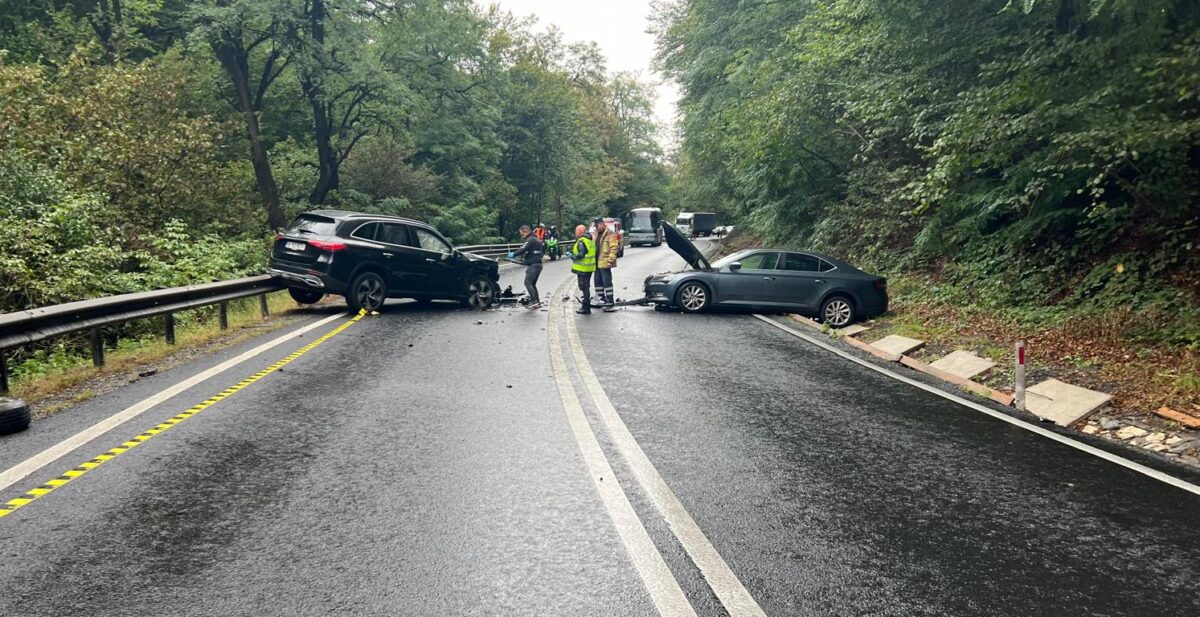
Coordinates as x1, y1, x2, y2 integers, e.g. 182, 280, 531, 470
461, 276, 498, 310
675, 281, 711, 313
346, 271, 387, 312
820, 295, 856, 328
288, 287, 324, 305
0, 397, 32, 436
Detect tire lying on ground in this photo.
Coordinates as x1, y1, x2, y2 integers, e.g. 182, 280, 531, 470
288, 287, 325, 305
0, 397, 32, 435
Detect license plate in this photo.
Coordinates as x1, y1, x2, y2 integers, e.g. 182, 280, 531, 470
285, 241, 307, 252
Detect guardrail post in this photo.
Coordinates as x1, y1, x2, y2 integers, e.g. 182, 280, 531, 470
165, 313, 176, 345
1015, 341, 1026, 412
218, 301, 229, 330
90, 328, 105, 367
0, 350, 9, 394
259, 293, 270, 318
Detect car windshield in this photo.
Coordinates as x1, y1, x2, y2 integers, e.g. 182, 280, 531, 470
286, 215, 338, 236
711, 250, 755, 269
630, 215, 654, 232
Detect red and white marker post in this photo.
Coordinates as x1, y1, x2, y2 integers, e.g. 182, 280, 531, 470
1015, 341, 1027, 411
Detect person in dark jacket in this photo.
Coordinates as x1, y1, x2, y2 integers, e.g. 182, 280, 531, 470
508, 224, 545, 309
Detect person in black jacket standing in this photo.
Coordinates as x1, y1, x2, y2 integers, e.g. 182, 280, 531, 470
508, 224, 545, 309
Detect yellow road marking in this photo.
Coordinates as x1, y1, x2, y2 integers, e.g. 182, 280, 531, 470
0, 310, 366, 521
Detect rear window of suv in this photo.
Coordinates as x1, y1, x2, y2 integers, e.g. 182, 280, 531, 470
286, 215, 338, 236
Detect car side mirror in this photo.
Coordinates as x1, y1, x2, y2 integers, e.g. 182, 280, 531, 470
442, 251, 454, 261
729, 262, 742, 272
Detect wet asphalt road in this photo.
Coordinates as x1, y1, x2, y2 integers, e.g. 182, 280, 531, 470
1, 245, 1199, 616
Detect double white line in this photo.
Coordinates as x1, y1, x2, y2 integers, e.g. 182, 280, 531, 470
547, 280, 766, 617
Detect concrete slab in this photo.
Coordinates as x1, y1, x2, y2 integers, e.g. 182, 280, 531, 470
789, 315, 822, 331
839, 324, 870, 337
930, 350, 995, 380
1025, 379, 1113, 427
872, 335, 925, 356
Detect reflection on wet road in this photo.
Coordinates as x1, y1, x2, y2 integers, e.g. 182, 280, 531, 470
1, 243, 1198, 616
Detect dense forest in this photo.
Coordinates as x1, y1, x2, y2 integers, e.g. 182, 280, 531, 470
0, 0, 670, 312
654, 0, 1200, 342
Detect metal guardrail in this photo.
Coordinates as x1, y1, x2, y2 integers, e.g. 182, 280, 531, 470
456, 243, 525, 258
0, 275, 285, 393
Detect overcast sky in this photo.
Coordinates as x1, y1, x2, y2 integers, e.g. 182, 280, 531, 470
489, 0, 680, 149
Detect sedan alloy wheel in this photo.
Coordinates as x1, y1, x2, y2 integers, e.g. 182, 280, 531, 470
677, 282, 710, 313
821, 297, 854, 327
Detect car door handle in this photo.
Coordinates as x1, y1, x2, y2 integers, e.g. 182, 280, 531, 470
763, 276, 775, 281
425, 258, 438, 263
814, 279, 824, 284
382, 252, 394, 258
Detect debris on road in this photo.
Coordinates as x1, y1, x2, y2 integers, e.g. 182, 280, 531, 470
1155, 406, 1200, 429
1116, 426, 1148, 440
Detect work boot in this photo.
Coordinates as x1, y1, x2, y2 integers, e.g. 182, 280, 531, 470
576, 306, 591, 315
603, 305, 617, 313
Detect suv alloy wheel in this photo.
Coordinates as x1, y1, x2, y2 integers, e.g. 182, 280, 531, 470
347, 271, 387, 312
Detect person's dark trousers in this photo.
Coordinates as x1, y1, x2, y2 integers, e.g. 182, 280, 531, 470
594, 268, 614, 305
524, 263, 543, 304
576, 272, 592, 313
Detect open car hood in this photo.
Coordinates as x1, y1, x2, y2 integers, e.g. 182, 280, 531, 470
662, 222, 712, 271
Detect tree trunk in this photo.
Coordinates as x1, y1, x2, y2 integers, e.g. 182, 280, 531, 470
92, 0, 121, 63
306, 92, 338, 204
303, 0, 338, 205
212, 38, 285, 228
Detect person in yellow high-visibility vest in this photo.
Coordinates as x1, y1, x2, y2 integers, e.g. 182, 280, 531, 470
568, 223, 597, 314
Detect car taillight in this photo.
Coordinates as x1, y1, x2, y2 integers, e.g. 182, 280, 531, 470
274, 233, 284, 241
308, 239, 347, 252
873, 278, 887, 291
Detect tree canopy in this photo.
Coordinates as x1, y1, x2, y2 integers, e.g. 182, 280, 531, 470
0, 0, 671, 310
654, 0, 1200, 341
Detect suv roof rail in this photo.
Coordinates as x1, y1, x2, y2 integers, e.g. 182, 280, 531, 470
306, 209, 426, 226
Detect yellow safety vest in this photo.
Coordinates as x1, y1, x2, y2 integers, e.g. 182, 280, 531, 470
571, 237, 597, 273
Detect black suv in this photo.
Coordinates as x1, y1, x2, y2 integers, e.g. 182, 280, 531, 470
269, 210, 500, 311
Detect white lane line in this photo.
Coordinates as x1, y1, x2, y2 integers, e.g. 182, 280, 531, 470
0, 311, 349, 493
564, 305, 767, 617
753, 315, 1200, 497
547, 297, 697, 617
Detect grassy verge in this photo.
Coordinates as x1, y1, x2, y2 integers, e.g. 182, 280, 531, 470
8, 291, 313, 416
718, 232, 1200, 421
868, 274, 1200, 415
